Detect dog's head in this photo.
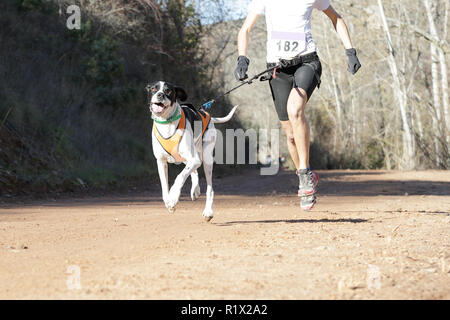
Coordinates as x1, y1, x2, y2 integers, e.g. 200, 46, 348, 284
146, 81, 188, 119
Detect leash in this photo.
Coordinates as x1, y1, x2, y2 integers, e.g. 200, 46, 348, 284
201, 64, 280, 110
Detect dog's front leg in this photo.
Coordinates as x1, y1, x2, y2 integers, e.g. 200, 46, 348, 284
167, 156, 202, 210
156, 158, 172, 212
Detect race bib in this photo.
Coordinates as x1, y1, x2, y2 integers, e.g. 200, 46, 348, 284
268, 31, 306, 60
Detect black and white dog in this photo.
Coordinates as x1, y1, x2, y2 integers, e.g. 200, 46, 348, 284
147, 81, 238, 221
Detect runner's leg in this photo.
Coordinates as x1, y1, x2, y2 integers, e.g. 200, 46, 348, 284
269, 71, 299, 169
286, 87, 310, 170
287, 59, 321, 170
280, 120, 300, 170
286, 60, 322, 210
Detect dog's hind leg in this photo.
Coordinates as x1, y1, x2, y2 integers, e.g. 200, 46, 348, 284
190, 170, 201, 201
202, 130, 216, 222
202, 161, 214, 222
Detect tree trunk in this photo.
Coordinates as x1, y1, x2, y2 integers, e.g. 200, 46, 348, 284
323, 29, 343, 154
377, 0, 416, 169
429, 41, 442, 166
424, 0, 449, 167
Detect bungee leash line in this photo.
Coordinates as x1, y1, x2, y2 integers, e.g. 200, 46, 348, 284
201, 64, 280, 110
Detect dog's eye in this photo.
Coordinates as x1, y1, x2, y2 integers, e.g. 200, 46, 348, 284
164, 89, 172, 96
151, 87, 157, 94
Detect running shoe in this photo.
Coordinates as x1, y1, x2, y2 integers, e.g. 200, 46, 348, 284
297, 169, 319, 197
300, 194, 317, 211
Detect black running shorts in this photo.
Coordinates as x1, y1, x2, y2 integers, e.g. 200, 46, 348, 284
268, 55, 322, 121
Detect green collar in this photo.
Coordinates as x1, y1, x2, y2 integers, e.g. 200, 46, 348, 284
152, 107, 181, 124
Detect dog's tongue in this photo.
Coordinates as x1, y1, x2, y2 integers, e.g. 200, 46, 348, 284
153, 104, 165, 113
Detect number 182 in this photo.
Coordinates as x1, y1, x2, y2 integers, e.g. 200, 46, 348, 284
277, 41, 299, 52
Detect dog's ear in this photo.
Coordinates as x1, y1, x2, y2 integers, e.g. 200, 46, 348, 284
175, 86, 188, 102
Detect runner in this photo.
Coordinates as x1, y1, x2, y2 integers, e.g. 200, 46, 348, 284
234, 0, 361, 210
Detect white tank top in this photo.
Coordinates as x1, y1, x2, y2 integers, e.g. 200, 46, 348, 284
248, 0, 330, 63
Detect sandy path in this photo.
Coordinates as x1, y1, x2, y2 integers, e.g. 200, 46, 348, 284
0, 170, 449, 299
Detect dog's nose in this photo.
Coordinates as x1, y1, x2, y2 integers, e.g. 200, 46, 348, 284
156, 92, 164, 100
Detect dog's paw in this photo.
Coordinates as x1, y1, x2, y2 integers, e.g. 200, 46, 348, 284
167, 206, 176, 214
164, 200, 176, 213
167, 190, 180, 208
204, 216, 213, 222
191, 185, 201, 201
202, 208, 214, 222
166, 198, 178, 210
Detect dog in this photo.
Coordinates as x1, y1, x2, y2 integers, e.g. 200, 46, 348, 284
147, 81, 238, 221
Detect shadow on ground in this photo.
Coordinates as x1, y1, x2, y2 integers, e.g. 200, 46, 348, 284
215, 218, 369, 227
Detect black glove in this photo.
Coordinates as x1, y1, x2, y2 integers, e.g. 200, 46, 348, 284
234, 56, 250, 81
346, 48, 361, 75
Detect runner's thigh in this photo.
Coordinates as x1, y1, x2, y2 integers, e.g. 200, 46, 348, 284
269, 71, 294, 121
293, 60, 322, 101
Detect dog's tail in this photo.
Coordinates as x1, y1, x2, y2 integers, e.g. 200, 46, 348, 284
211, 105, 239, 124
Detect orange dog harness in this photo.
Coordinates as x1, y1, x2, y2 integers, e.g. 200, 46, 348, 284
153, 107, 211, 162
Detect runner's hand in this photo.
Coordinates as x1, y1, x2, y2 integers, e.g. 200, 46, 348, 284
346, 48, 361, 75
234, 56, 250, 81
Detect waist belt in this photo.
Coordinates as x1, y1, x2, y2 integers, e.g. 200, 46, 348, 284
267, 52, 319, 69
262, 52, 321, 87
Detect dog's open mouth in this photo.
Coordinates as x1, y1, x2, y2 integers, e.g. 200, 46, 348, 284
152, 102, 167, 114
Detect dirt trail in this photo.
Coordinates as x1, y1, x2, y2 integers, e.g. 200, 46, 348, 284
0, 170, 449, 299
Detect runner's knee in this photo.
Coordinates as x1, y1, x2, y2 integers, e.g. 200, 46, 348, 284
287, 89, 308, 121
287, 103, 306, 122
